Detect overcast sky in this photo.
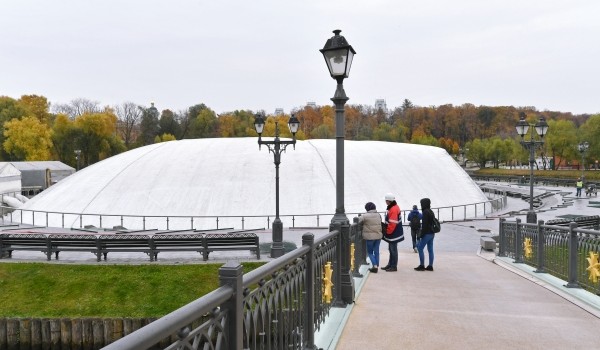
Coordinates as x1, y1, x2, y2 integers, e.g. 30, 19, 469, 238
1, 0, 599, 115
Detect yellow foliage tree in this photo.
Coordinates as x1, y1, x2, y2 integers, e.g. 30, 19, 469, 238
3, 116, 53, 160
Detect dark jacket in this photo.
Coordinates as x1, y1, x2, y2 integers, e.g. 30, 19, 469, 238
407, 209, 422, 229
420, 198, 436, 235
383, 201, 404, 242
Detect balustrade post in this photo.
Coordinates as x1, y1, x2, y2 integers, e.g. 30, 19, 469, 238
302, 233, 318, 350
498, 218, 506, 257
514, 218, 523, 263
351, 217, 363, 278
331, 220, 354, 306
535, 220, 545, 273
565, 222, 580, 288
331, 222, 343, 307
219, 261, 243, 349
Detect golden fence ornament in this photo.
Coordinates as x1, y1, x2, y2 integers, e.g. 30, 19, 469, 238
350, 243, 355, 272
524, 237, 533, 259
323, 261, 334, 303
586, 252, 600, 283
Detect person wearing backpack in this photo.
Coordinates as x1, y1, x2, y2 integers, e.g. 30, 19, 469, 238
358, 202, 383, 273
407, 205, 422, 253
381, 193, 404, 272
415, 197, 436, 272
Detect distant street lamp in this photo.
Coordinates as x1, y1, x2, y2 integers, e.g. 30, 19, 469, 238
253, 113, 300, 258
516, 113, 549, 223
74, 149, 81, 171
578, 141, 589, 179
320, 29, 356, 227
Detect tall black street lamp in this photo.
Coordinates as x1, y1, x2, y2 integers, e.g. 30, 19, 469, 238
254, 113, 300, 258
516, 113, 549, 223
321, 29, 356, 306
578, 141, 589, 180
320, 29, 356, 227
74, 149, 81, 171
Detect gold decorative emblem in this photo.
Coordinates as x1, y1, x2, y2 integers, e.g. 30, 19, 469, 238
323, 262, 334, 303
524, 237, 533, 259
586, 252, 600, 283
350, 243, 355, 272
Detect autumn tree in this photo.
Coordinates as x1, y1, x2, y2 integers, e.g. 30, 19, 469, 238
52, 114, 80, 166
3, 116, 53, 160
544, 119, 578, 169
75, 111, 125, 165
114, 102, 142, 148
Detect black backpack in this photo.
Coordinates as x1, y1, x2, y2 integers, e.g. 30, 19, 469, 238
409, 213, 421, 229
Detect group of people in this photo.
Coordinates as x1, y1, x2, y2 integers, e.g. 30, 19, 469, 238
358, 193, 437, 273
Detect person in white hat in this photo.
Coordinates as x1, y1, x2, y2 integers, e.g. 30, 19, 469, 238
381, 193, 404, 272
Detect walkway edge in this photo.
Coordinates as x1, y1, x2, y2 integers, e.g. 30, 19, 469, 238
477, 248, 600, 319
314, 264, 370, 350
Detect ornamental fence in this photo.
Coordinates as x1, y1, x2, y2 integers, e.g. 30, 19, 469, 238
498, 216, 600, 294
0, 188, 506, 232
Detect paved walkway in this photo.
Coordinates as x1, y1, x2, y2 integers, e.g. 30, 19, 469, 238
324, 185, 600, 349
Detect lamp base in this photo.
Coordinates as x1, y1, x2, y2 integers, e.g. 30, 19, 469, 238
270, 219, 284, 258
526, 211, 537, 224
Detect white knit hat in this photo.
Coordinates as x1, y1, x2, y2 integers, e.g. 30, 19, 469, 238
385, 193, 395, 201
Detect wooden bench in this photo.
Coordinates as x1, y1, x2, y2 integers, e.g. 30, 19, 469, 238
203, 233, 260, 261
150, 234, 205, 261
49, 234, 102, 261
546, 215, 600, 230
0, 233, 51, 260
98, 235, 153, 261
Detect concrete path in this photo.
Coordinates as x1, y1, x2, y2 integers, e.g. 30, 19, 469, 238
331, 185, 600, 350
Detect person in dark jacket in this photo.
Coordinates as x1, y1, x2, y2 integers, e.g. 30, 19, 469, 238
381, 193, 404, 272
415, 198, 435, 271
407, 205, 422, 253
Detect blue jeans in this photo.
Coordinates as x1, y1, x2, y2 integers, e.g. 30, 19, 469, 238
417, 233, 435, 266
366, 239, 381, 267
387, 241, 398, 268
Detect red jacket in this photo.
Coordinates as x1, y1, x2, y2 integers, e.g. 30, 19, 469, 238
386, 203, 401, 235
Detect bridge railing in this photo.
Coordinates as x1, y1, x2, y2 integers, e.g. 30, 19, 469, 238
103, 220, 360, 350
498, 216, 600, 294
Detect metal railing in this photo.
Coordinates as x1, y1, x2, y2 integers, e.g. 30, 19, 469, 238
103, 220, 362, 350
1, 189, 507, 231
499, 216, 600, 294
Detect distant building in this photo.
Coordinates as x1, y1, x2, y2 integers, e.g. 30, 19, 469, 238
274, 108, 284, 115
306, 102, 317, 108
375, 99, 387, 112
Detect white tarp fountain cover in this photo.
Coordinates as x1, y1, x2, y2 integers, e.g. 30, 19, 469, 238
10, 138, 487, 230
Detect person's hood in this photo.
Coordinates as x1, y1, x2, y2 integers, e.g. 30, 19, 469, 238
420, 198, 431, 210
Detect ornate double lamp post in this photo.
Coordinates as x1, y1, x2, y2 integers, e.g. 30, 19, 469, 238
516, 113, 549, 223
320, 29, 356, 227
253, 113, 300, 258
578, 141, 589, 180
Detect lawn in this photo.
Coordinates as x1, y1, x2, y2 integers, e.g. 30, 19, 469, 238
0, 262, 263, 318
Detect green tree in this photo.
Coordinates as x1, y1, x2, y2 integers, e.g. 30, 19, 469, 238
138, 103, 160, 145
544, 119, 577, 169
75, 112, 123, 165
52, 114, 80, 166
3, 116, 53, 160
581, 114, 600, 170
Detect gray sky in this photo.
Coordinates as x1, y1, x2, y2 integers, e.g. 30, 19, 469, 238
1, 0, 599, 115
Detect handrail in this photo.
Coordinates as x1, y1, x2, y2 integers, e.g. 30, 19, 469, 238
1, 189, 507, 231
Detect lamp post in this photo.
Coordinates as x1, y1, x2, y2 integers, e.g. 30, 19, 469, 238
74, 149, 81, 171
320, 29, 356, 227
516, 113, 549, 223
578, 141, 589, 180
253, 113, 300, 258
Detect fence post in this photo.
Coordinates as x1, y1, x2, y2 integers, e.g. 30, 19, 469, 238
351, 218, 363, 278
498, 218, 506, 257
302, 233, 317, 350
331, 222, 345, 307
340, 220, 355, 305
219, 261, 243, 349
514, 218, 523, 263
535, 220, 545, 273
565, 222, 580, 288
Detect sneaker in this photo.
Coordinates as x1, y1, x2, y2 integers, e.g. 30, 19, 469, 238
425, 266, 434, 271
414, 265, 425, 271
369, 267, 378, 273
385, 267, 397, 272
